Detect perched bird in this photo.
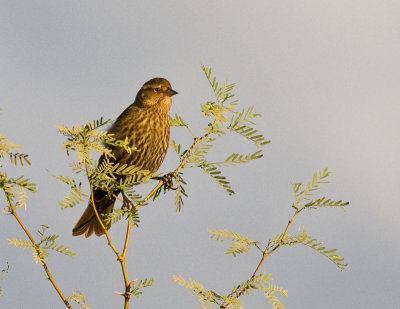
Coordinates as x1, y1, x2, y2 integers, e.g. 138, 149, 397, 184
72, 78, 177, 237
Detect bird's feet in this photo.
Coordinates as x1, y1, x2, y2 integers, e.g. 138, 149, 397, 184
121, 192, 135, 209
155, 173, 178, 190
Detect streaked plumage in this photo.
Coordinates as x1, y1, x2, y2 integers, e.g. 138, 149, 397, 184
72, 78, 177, 237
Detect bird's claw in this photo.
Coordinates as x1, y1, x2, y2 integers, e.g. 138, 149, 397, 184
156, 173, 178, 190
121, 192, 135, 209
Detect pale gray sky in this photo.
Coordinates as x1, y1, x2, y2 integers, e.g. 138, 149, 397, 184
1, 1, 399, 308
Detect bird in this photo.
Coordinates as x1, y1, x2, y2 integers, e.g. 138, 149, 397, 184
72, 78, 178, 237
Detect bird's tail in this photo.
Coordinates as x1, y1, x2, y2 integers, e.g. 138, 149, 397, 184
72, 190, 117, 238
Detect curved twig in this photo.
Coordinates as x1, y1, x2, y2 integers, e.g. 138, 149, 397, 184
5, 193, 72, 309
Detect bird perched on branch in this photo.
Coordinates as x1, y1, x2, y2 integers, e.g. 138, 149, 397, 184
72, 78, 178, 237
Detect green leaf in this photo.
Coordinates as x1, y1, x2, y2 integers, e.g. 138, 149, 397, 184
32, 246, 49, 265
170, 113, 188, 127
104, 207, 140, 227
174, 173, 188, 212
171, 140, 182, 156
187, 137, 215, 166
292, 168, 331, 209
201, 63, 236, 105
8, 237, 33, 249
53, 174, 88, 208
227, 272, 287, 309
225, 241, 253, 257
173, 274, 223, 308
0, 132, 31, 166
228, 106, 270, 147
130, 277, 154, 298
68, 290, 91, 309
211, 150, 263, 167
201, 164, 235, 195
56, 118, 134, 166
229, 122, 270, 147
6, 176, 37, 192
36, 226, 75, 258
9, 152, 31, 166
279, 228, 348, 270
207, 229, 257, 256
304, 196, 350, 210
89, 159, 155, 193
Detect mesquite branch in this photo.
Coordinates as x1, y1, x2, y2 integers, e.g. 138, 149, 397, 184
5, 193, 72, 309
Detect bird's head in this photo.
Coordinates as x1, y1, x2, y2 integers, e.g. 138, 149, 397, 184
135, 78, 178, 112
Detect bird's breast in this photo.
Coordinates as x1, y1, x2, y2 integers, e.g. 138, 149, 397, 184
111, 109, 170, 173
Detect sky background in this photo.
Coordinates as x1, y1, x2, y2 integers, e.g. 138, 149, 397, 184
1, 1, 399, 308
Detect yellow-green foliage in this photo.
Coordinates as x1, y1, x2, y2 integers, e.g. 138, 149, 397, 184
1, 65, 349, 308
8, 225, 75, 265
173, 272, 287, 309
0, 260, 9, 297
129, 277, 154, 298
176, 168, 348, 308
68, 291, 91, 309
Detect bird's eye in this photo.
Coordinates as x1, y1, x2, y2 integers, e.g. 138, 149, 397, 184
154, 87, 160, 92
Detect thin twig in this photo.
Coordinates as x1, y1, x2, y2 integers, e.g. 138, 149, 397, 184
220, 209, 300, 308
120, 135, 206, 307
84, 163, 121, 258
5, 193, 72, 309
251, 210, 300, 278
84, 162, 131, 307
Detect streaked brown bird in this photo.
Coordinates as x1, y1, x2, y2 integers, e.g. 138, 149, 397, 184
72, 78, 177, 237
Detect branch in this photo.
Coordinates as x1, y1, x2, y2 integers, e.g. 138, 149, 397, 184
84, 162, 132, 308
5, 193, 72, 309
251, 210, 300, 278
220, 209, 300, 309
119, 133, 210, 307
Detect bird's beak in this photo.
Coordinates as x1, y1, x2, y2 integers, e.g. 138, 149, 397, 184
166, 88, 178, 97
